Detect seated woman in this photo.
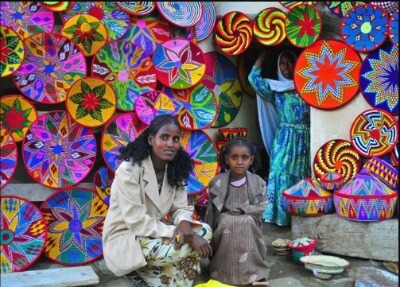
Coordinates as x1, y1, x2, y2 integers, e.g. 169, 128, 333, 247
102, 114, 213, 287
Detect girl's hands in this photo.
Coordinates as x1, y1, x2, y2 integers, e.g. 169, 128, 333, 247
190, 234, 213, 259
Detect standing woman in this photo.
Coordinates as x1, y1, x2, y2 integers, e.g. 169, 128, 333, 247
102, 114, 213, 286
248, 49, 311, 226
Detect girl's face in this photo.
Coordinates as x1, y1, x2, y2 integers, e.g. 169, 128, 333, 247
148, 123, 181, 167
279, 53, 295, 80
225, 145, 254, 179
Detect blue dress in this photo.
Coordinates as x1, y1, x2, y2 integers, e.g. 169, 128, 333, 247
248, 66, 311, 226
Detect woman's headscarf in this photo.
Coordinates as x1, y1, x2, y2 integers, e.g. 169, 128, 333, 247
256, 50, 297, 157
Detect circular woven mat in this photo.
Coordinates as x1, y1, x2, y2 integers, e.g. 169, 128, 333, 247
40, 188, 108, 266
214, 11, 253, 55
0, 128, 18, 189
117, 2, 155, 16
62, 2, 130, 41
201, 51, 243, 127
162, 84, 217, 130
370, 1, 399, 16
22, 111, 97, 188
152, 39, 206, 89
12, 32, 87, 104
294, 39, 362, 110
101, 112, 147, 172
156, 2, 202, 27
120, 16, 172, 56
92, 41, 157, 112
0, 2, 54, 39
180, 129, 218, 195
253, 8, 287, 46
0, 25, 25, 77
285, 4, 321, 48
389, 9, 399, 47
66, 77, 117, 127
61, 14, 108, 56
350, 109, 398, 157
313, 139, 361, 184
1, 196, 47, 273
135, 90, 175, 125
93, 166, 114, 206
0, 95, 38, 142
39, 1, 75, 12
341, 4, 389, 52
191, 2, 216, 42
360, 42, 398, 115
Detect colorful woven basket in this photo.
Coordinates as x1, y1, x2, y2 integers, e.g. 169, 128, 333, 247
120, 16, 172, 56
0, 25, 25, 77
389, 9, 398, 47
282, 178, 335, 216
135, 90, 175, 125
156, 2, 202, 28
318, 171, 344, 191
1, 196, 47, 273
61, 14, 108, 57
40, 188, 108, 266
190, 2, 216, 42
341, 4, 389, 52
359, 42, 398, 115
12, 32, 87, 104
333, 172, 398, 221
22, 111, 97, 188
92, 41, 157, 112
116, 2, 156, 16
214, 11, 253, 55
152, 38, 206, 89
285, 4, 321, 48
39, 1, 76, 12
62, 2, 130, 41
66, 77, 117, 128
0, 128, 18, 189
288, 237, 317, 264
93, 166, 114, 206
325, 1, 365, 18
0, 95, 38, 142
201, 51, 243, 127
362, 157, 398, 191
180, 129, 218, 195
162, 84, 218, 130
313, 139, 361, 184
350, 108, 398, 157
101, 112, 147, 172
253, 7, 287, 46
294, 39, 362, 110
0, 2, 54, 39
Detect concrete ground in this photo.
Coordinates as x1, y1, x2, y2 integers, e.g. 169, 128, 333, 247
27, 222, 397, 287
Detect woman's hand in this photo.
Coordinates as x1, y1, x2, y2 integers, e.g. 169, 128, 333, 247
190, 234, 213, 259
172, 220, 194, 249
254, 50, 268, 67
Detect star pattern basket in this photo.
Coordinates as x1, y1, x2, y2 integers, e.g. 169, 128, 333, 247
40, 188, 108, 265
1, 196, 48, 273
